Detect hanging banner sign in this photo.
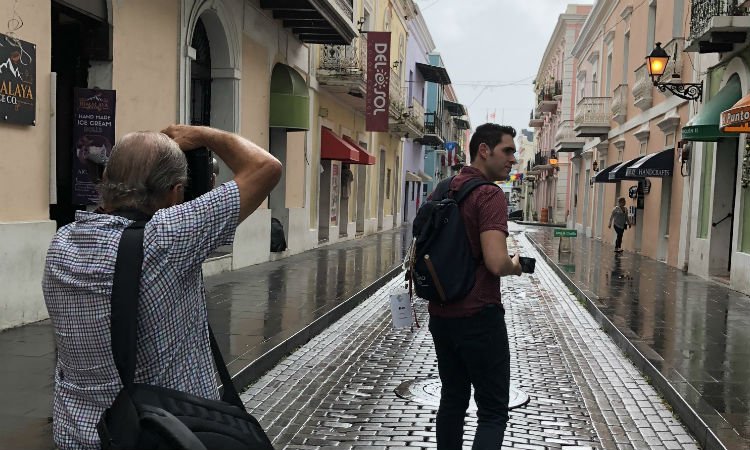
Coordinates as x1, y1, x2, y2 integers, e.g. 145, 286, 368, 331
72, 88, 116, 205
0, 33, 36, 125
366, 31, 391, 132
445, 142, 457, 152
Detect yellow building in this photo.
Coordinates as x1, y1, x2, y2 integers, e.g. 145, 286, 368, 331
0, 0, 357, 329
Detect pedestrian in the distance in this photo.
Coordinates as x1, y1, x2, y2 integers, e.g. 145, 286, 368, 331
42, 125, 281, 449
427, 123, 523, 449
608, 197, 632, 253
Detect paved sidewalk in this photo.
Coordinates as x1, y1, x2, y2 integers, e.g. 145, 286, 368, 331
0, 226, 410, 450
526, 226, 750, 450
241, 230, 697, 449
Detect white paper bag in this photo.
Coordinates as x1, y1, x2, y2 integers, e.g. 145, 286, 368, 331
389, 289, 413, 328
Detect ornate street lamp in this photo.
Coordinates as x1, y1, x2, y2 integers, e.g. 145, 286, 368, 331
646, 42, 703, 102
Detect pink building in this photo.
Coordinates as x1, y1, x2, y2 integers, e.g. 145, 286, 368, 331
528, 4, 592, 225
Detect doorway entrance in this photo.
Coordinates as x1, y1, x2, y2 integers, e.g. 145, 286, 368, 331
377, 148, 386, 230
50, 1, 111, 228
709, 137, 739, 278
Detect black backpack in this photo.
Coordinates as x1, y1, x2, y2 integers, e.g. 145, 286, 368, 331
270, 217, 287, 252
411, 176, 497, 303
98, 213, 274, 450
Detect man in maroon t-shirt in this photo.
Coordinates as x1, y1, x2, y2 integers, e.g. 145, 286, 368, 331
428, 123, 522, 450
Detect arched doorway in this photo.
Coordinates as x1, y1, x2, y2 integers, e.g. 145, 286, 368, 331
182, 5, 239, 186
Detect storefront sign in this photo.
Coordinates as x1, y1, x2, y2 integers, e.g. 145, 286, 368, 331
72, 88, 116, 205
553, 229, 577, 238
365, 32, 391, 132
720, 102, 750, 133
0, 33, 36, 125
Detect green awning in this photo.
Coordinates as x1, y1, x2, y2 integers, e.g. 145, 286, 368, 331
682, 76, 741, 142
270, 64, 310, 131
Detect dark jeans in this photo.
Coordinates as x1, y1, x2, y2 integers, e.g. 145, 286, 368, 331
614, 225, 625, 249
429, 305, 510, 450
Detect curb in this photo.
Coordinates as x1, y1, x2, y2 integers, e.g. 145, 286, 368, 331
515, 221, 567, 228
227, 264, 404, 391
526, 234, 733, 450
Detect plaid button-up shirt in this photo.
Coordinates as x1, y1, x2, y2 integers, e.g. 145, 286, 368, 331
42, 181, 240, 450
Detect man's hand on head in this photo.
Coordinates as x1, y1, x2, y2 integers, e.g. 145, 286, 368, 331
161, 125, 208, 151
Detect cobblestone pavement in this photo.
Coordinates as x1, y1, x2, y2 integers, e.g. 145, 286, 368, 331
241, 231, 699, 450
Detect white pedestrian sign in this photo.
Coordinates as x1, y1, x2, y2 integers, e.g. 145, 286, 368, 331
389, 288, 414, 328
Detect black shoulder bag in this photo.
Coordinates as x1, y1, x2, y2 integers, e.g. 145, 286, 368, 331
98, 214, 274, 450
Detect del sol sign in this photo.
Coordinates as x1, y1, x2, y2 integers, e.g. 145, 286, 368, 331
365, 31, 391, 132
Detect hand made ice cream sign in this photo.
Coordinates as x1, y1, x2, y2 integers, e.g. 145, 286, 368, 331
366, 32, 391, 132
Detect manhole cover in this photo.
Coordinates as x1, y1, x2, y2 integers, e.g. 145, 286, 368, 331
395, 378, 529, 410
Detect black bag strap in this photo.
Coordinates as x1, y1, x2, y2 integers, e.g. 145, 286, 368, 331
453, 178, 497, 204
432, 176, 455, 201
111, 216, 244, 409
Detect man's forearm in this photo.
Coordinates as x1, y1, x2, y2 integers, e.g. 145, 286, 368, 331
198, 127, 274, 178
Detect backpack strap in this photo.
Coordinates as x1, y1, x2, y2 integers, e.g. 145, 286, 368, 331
454, 178, 498, 204
110, 217, 244, 408
432, 176, 455, 201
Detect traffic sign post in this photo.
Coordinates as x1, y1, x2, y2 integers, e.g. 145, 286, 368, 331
554, 229, 577, 253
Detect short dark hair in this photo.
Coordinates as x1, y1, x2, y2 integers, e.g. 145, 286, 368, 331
618, 197, 626, 203
469, 123, 516, 160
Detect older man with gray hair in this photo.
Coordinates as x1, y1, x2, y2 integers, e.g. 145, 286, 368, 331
42, 125, 281, 450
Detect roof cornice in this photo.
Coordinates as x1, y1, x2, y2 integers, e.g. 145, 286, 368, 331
571, 0, 617, 58
537, 13, 589, 82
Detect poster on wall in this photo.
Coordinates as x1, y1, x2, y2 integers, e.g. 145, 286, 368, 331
72, 88, 116, 205
365, 31, 391, 132
0, 32, 36, 125
330, 163, 340, 224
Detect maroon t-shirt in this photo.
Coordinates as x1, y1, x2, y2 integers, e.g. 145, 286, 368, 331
426, 166, 509, 318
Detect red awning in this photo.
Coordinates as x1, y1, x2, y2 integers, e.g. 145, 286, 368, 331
321, 127, 359, 162
343, 135, 375, 165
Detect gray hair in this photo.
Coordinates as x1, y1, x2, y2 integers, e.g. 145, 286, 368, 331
99, 132, 188, 213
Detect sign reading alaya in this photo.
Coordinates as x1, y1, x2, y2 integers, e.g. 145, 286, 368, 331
0, 32, 36, 125
366, 32, 391, 132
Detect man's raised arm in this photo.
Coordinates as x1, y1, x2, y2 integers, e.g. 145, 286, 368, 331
162, 125, 282, 222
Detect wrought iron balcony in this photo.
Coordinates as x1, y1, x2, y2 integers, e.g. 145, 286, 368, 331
389, 74, 406, 120
415, 111, 445, 147
685, 0, 750, 53
529, 109, 544, 128
317, 35, 367, 102
611, 84, 628, 124
574, 97, 611, 137
554, 120, 585, 152
389, 97, 425, 139
536, 82, 561, 113
632, 63, 653, 111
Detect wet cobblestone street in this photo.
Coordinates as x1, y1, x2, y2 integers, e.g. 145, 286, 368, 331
241, 230, 699, 449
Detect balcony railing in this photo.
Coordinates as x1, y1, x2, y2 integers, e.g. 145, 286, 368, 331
689, 0, 748, 41
529, 108, 544, 127
574, 97, 611, 137
554, 120, 585, 151
334, 0, 354, 22
424, 111, 443, 137
537, 82, 562, 113
632, 63, 653, 111
389, 74, 406, 119
319, 34, 367, 74
611, 84, 628, 124
407, 98, 425, 132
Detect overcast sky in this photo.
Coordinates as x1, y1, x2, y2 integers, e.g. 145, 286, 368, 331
415, 0, 592, 137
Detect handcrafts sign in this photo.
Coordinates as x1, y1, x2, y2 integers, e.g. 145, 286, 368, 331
0, 32, 36, 125
366, 32, 391, 132
73, 88, 116, 205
